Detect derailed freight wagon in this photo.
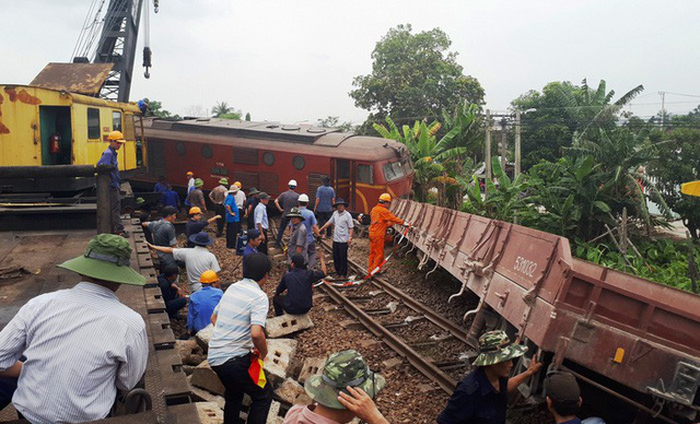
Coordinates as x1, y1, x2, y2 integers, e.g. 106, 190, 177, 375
390, 198, 700, 424
0, 64, 146, 192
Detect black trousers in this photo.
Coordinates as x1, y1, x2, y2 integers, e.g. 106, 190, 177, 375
214, 204, 225, 236
275, 216, 290, 247
333, 241, 349, 276
273, 293, 309, 317
165, 297, 187, 319
109, 187, 125, 234
258, 229, 268, 255
273, 293, 286, 316
212, 354, 272, 424
317, 211, 332, 237
226, 221, 240, 249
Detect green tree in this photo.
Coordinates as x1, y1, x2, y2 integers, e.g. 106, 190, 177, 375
317, 116, 354, 132
145, 99, 176, 118
649, 109, 700, 238
245, 112, 251, 121
350, 24, 484, 130
512, 79, 644, 169
212, 101, 231, 117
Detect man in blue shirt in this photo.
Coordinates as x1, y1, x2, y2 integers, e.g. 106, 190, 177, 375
97, 130, 127, 237
314, 177, 335, 238
161, 184, 181, 209
296, 194, 320, 269
187, 270, 223, 334
273, 252, 327, 316
224, 186, 240, 250
154, 176, 168, 193
243, 229, 264, 275
437, 330, 541, 424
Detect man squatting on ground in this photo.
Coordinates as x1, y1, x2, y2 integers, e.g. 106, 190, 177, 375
187, 270, 223, 334
209, 253, 274, 424
0, 234, 148, 424
273, 251, 327, 316
148, 231, 221, 293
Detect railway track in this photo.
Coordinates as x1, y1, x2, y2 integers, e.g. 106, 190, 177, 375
317, 239, 474, 395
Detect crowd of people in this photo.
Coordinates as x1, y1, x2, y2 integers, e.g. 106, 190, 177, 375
0, 141, 607, 424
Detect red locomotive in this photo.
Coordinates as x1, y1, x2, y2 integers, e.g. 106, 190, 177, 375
137, 118, 414, 213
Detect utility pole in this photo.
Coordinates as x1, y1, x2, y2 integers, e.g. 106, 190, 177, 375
515, 110, 521, 179
485, 109, 492, 185
500, 117, 508, 172
659, 91, 666, 127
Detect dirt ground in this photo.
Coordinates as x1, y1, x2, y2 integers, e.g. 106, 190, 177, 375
170, 216, 551, 423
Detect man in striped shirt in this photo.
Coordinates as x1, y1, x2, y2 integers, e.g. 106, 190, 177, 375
209, 252, 273, 424
0, 234, 148, 424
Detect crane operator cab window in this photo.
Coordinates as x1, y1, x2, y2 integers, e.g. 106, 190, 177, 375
39, 106, 72, 165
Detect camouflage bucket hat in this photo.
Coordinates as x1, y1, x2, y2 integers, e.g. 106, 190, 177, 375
304, 350, 386, 410
58, 233, 146, 286
472, 330, 528, 366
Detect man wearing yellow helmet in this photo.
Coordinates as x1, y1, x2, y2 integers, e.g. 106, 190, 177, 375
187, 270, 223, 334
368, 193, 405, 275
97, 130, 128, 237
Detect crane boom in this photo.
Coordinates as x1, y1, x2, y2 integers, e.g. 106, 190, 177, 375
72, 0, 154, 102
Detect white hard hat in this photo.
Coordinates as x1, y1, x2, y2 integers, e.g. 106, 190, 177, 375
288, 179, 297, 187
298, 193, 309, 203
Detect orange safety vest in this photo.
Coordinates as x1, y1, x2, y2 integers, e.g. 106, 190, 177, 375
369, 203, 404, 239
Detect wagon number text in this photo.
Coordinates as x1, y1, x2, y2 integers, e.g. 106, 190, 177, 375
513, 256, 538, 277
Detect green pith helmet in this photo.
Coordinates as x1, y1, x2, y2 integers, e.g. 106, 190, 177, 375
304, 350, 386, 410
286, 207, 305, 220
219, 177, 229, 186
472, 330, 528, 366
194, 178, 204, 188
135, 197, 145, 205
58, 233, 146, 286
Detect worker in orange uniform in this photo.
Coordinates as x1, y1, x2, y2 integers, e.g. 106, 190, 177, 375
368, 193, 409, 275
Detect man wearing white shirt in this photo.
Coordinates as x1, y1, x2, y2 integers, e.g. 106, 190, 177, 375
254, 192, 270, 255
0, 234, 148, 424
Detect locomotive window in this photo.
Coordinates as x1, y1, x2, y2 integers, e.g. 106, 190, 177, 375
263, 152, 275, 166
293, 155, 305, 170
87, 108, 100, 139
112, 111, 122, 132
383, 161, 405, 182
176, 141, 186, 156
234, 148, 259, 165
357, 164, 373, 184
123, 115, 136, 141
201, 144, 213, 159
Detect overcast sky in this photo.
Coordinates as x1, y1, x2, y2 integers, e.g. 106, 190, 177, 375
2, 0, 699, 124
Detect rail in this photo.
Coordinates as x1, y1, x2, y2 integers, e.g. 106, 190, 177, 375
317, 240, 466, 394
